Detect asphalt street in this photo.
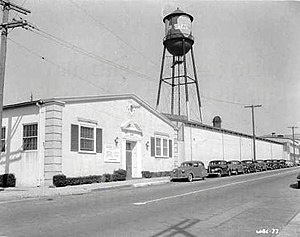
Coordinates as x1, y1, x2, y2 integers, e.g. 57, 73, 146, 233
0, 168, 299, 237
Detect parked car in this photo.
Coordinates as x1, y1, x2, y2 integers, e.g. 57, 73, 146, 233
227, 160, 244, 175
254, 160, 267, 172
208, 160, 230, 177
265, 159, 274, 170
279, 159, 287, 169
241, 160, 256, 173
170, 161, 207, 182
286, 161, 294, 168
272, 159, 280, 169
297, 173, 300, 188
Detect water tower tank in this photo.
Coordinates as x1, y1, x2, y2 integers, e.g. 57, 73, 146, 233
163, 8, 194, 56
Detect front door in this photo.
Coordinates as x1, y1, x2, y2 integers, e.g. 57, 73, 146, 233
126, 142, 135, 179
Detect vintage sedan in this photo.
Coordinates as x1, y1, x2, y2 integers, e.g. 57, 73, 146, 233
241, 160, 256, 173
208, 160, 230, 177
279, 159, 287, 169
170, 161, 208, 182
227, 160, 244, 175
265, 159, 274, 170
254, 160, 267, 172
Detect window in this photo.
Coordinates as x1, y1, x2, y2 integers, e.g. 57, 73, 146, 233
151, 136, 172, 158
1, 127, 5, 152
71, 124, 102, 153
23, 124, 38, 150
155, 137, 161, 156
155, 136, 169, 157
80, 125, 95, 152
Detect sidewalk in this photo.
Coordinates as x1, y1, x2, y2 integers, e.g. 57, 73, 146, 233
0, 177, 170, 203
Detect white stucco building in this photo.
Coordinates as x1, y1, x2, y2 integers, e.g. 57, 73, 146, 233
0, 94, 177, 187
0, 94, 287, 187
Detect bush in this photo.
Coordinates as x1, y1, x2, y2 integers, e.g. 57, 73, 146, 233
102, 173, 112, 182
53, 174, 66, 187
112, 169, 127, 181
142, 171, 171, 179
141, 171, 151, 178
0, 173, 16, 187
66, 175, 102, 186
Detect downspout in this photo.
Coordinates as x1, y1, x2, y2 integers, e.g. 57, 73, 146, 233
36, 101, 44, 187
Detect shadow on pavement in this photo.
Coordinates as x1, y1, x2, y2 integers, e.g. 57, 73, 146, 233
289, 183, 299, 189
151, 219, 200, 237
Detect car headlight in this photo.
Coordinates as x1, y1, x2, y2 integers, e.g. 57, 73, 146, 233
181, 169, 185, 173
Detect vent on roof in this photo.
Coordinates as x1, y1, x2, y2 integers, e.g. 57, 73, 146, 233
212, 116, 222, 128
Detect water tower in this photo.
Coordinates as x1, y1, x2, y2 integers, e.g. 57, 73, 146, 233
156, 8, 202, 121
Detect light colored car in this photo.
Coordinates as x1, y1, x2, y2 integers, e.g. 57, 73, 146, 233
286, 161, 294, 167
170, 161, 207, 182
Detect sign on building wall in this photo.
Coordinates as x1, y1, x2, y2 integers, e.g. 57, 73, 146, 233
104, 144, 120, 163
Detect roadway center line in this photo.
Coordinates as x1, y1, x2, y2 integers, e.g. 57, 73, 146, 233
133, 169, 298, 206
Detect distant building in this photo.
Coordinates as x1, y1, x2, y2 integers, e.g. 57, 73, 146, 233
260, 134, 300, 164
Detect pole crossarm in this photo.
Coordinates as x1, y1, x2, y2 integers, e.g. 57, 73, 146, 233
0, 20, 28, 30
0, 0, 31, 15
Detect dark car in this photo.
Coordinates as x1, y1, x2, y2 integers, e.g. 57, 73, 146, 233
279, 159, 287, 169
227, 160, 244, 175
170, 161, 208, 182
265, 159, 274, 170
254, 160, 267, 172
297, 173, 300, 188
208, 160, 230, 177
272, 159, 280, 169
241, 160, 256, 173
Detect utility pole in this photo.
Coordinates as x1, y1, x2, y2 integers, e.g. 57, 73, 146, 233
244, 104, 262, 161
0, 0, 30, 150
288, 126, 298, 165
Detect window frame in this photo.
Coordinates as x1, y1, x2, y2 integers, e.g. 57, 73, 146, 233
154, 135, 169, 158
23, 123, 38, 151
79, 123, 96, 153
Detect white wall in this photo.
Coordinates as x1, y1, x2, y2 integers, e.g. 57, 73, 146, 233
62, 98, 175, 177
0, 105, 42, 187
184, 126, 284, 167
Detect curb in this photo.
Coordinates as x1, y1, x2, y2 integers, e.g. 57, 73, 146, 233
0, 179, 170, 203
133, 180, 170, 188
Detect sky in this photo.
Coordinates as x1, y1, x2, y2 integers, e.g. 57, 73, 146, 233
2, 0, 300, 137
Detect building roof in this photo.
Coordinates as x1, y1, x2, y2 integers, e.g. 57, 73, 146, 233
4, 94, 178, 130
163, 113, 283, 145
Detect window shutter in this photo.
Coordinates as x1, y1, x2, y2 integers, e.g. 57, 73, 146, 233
150, 137, 155, 157
71, 124, 79, 152
96, 128, 102, 153
169, 139, 172, 158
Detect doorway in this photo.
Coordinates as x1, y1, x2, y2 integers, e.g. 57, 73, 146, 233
126, 141, 136, 179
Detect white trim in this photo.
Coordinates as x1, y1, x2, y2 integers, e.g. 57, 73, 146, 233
155, 135, 169, 158
79, 123, 96, 153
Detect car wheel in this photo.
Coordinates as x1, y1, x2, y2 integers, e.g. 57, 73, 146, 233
188, 173, 193, 182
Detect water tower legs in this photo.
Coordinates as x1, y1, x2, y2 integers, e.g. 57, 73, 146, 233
156, 42, 202, 122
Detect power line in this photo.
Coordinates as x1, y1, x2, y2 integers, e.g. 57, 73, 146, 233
67, 0, 159, 68
201, 95, 247, 106
8, 37, 111, 94
26, 26, 157, 83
